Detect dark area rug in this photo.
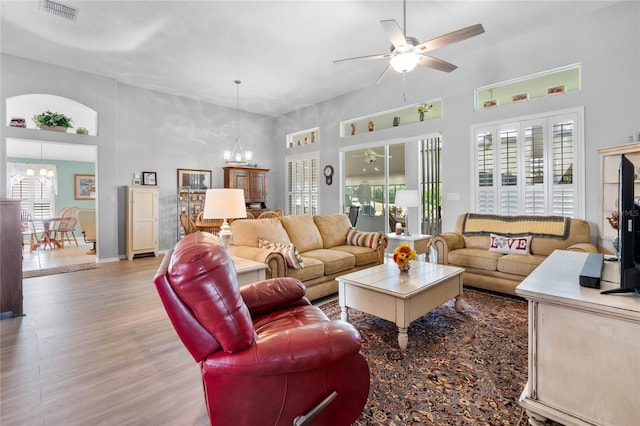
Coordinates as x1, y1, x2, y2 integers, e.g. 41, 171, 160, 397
320, 288, 530, 426
23, 263, 99, 278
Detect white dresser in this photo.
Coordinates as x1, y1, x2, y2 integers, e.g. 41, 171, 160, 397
516, 250, 640, 426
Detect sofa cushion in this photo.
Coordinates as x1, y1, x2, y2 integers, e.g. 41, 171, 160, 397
346, 229, 383, 250
280, 215, 324, 253
489, 233, 532, 255
461, 213, 570, 238
258, 237, 304, 269
331, 245, 379, 266
231, 218, 291, 247
286, 256, 324, 281
313, 214, 352, 248
497, 254, 546, 276
448, 248, 503, 272
302, 249, 356, 275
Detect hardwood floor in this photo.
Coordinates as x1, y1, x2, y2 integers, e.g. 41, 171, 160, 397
1, 255, 210, 425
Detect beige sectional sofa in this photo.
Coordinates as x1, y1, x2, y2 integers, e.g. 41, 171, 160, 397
431, 213, 598, 295
227, 213, 388, 301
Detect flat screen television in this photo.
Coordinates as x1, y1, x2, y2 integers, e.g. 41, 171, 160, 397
602, 154, 640, 295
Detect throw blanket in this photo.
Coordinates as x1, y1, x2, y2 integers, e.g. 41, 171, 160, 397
462, 213, 570, 239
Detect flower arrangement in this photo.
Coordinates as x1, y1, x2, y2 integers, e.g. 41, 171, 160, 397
416, 103, 433, 114
393, 243, 416, 271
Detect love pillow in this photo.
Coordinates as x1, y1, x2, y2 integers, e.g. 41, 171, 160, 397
488, 233, 532, 255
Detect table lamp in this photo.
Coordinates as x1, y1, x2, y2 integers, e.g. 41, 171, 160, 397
203, 188, 247, 246
394, 190, 419, 236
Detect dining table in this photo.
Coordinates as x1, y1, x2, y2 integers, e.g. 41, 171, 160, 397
32, 217, 64, 250
194, 218, 222, 233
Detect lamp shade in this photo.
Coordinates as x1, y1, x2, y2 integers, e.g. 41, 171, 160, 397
203, 189, 246, 219
395, 189, 419, 208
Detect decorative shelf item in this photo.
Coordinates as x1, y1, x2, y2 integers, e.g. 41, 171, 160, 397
340, 99, 441, 137
32, 110, 73, 132
474, 63, 580, 111
286, 127, 319, 148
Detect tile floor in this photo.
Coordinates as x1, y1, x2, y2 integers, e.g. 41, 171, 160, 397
22, 236, 97, 272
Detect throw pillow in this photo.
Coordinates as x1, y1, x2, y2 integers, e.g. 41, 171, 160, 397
488, 233, 532, 255
258, 237, 304, 269
346, 228, 382, 250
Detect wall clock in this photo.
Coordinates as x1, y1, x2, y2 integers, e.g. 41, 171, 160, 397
323, 165, 334, 185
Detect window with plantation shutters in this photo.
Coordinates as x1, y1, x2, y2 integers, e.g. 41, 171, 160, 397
472, 108, 583, 218
285, 152, 318, 215
10, 175, 55, 223
476, 130, 495, 213
499, 128, 519, 214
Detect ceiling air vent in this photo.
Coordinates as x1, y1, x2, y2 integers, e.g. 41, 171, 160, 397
39, 0, 77, 20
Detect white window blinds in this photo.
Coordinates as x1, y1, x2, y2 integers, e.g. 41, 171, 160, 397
472, 109, 582, 218
286, 153, 318, 215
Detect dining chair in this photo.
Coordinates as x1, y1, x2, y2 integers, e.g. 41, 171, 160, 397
20, 211, 38, 253
77, 209, 96, 254
179, 213, 197, 235
257, 211, 280, 219
52, 216, 79, 247
50, 207, 80, 247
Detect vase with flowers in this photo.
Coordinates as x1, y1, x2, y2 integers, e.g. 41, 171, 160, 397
393, 243, 416, 272
416, 103, 432, 122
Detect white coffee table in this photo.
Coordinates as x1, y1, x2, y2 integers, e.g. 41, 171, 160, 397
336, 260, 464, 350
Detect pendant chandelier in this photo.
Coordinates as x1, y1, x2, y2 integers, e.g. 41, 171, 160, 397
223, 80, 253, 167
26, 142, 54, 177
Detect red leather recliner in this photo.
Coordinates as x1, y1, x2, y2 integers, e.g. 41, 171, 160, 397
154, 232, 370, 426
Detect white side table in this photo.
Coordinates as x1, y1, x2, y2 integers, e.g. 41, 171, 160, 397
386, 233, 432, 261
232, 257, 268, 287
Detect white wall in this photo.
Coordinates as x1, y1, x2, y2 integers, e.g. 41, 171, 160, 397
1, 56, 276, 259
273, 1, 639, 238
2, 1, 638, 257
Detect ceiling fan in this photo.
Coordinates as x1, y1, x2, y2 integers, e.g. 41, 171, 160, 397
352, 149, 389, 164
334, 0, 485, 84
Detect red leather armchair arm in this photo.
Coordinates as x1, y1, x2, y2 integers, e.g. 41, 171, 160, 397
239, 277, 309, 317
203, 319, 362, 375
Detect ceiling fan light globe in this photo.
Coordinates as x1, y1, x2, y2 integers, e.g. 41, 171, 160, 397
390, 52, 419, 73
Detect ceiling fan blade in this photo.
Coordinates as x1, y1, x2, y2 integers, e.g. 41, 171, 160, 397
415, 23, 485, 53
375, 64, 394, 85
333, 53, 391, 64
380, 19, 409, 51
418, 55, 458, 73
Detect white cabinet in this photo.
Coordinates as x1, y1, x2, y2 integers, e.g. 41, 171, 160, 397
599, 142, 640, 252
125, 186, 158, 260
516, 251, 640, 426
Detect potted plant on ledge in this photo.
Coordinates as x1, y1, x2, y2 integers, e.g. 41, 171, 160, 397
32, 110, 74, 132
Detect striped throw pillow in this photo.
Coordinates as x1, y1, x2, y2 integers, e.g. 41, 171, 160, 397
346, 229, 382, 250
258, 237, 304, 269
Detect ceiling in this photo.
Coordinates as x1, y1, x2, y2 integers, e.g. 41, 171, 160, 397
0, 1, 617, 118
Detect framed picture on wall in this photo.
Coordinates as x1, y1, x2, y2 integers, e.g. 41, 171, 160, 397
177, 168, 212, 190
74, 174, 96, 200
142, 171, 157, 186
